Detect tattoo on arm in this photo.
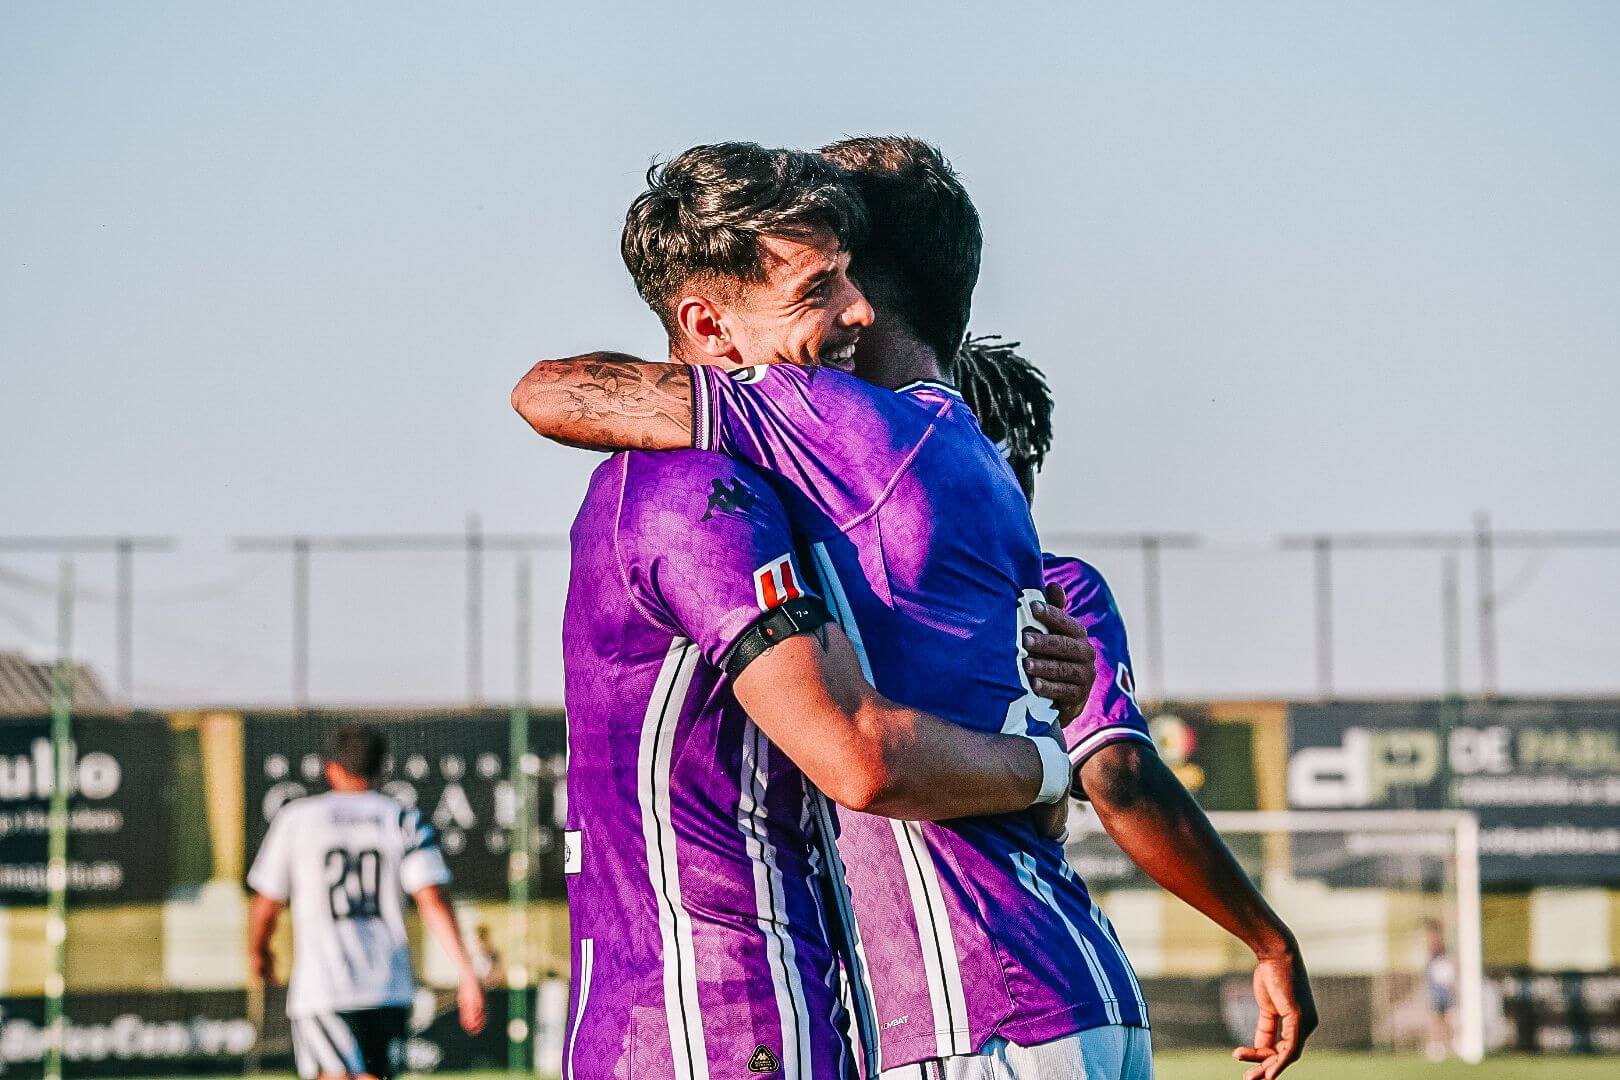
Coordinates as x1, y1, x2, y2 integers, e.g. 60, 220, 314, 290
512, 354, 695, 451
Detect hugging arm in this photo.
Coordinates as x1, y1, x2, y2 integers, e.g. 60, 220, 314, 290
733, 619, 1069, 819
511, 352, 692, 450
608, 442, 1090, 822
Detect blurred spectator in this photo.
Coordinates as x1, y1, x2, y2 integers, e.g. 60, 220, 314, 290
1423, 918, 1457, 1061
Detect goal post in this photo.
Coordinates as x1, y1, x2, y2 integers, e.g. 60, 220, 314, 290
1067, 806, 1487, 1063
1202, 811, 1485, 1064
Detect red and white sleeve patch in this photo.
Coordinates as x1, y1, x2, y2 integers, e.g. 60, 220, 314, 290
753, 553, 804, 611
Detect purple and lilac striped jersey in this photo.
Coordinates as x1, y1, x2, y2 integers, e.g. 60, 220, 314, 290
561, 450, 853, 1080
690, 364, 1148, 1073
1041, 554, 1155, 767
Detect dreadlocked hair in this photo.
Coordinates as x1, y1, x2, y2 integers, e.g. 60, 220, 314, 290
954, 333, 1054, 475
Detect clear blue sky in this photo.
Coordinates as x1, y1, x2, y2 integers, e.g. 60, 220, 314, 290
3, 2, 1617, 706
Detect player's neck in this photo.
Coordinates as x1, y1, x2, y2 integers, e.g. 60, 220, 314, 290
851, 325, 944, 390
667, 341, 749, 370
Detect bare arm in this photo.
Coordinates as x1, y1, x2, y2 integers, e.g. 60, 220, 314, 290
733, 624, 1068, 819
1080, 742, 1317, 1080
413, 884, 488, 1034
510, 352, 693, 450
246, 893, 283, 984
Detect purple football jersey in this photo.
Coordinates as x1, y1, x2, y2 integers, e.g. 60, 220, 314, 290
691, 366, 1148, 1072
561, 450, 853, 1080
1042, 554, 1154, 767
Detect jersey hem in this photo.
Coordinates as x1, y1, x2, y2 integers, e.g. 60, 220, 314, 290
993, 1001, 1152, 1049
875, 1007, 1150, 1073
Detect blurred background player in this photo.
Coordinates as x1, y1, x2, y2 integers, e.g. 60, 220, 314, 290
246, 724, 486, 1080
956, 330, 1318, 1080
1421, 918, 1458, 1060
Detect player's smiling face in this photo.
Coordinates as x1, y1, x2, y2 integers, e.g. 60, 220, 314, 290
714, 230, 874, 372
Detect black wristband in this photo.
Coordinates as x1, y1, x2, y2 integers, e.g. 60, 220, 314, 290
721, 596, 833, 680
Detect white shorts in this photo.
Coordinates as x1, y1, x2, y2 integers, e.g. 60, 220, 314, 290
289, 1007, 409, 1079
879, 1025, 1153, 1080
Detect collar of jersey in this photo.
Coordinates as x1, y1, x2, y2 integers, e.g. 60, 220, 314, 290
895, 378, 963, 399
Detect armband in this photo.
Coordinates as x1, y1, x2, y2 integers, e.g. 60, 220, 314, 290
721, 596, 833, 680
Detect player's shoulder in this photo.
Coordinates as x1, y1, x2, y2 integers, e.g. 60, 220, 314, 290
354, 788, 413, 821
1041, 551, 1115, 613
1041, 551, 1100, 582
620, 447, 772, 489
301, 789, 406, 820
267, 791, 320, 826
727, 363, 921, 415
615, 450, 783, 536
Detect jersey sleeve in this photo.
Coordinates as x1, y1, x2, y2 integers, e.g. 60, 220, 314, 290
397, 806, 452, 894
1043, 554, 1155, 768
690, 363, 909, 523
246, 806, 295, 902
619, 452, 817, 671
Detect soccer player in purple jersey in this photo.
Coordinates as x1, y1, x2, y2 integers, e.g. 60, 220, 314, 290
514, 141, 1147, 1080
544, 146, 1096, 1080
954, 333, 1320, 1080
516, 137, 1319, 1080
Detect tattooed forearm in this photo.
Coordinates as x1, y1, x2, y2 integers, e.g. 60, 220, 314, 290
511, 352, 695, 451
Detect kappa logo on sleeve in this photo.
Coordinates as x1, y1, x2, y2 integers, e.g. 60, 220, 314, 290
753, 554, 804, 611
701, 478, 756, 521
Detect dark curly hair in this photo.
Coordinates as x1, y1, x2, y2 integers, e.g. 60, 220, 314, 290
621, 142, 868, 335
955, 334, 1054, 495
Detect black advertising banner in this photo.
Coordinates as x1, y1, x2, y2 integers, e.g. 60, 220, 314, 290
242, 710, 567, 900
0, 987, 520, 1077
1496, 971, 1620, 1054
1286, 699, 1620, 885
0, 715, 174, 905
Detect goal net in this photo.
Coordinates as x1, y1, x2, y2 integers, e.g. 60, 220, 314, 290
1065, 807, 1487, 1063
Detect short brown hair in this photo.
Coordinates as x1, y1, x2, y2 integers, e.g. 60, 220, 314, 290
621, 142, 868, 335
818, 136, 982, 366
327, 724, 387, 782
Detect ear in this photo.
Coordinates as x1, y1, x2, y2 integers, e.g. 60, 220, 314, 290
324, 760, 343, 788
673, 294, 737, 360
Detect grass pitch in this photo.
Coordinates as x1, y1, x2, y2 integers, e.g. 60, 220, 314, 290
1155, 1049, 1612, 1078
204, 1055, 1615, 1079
